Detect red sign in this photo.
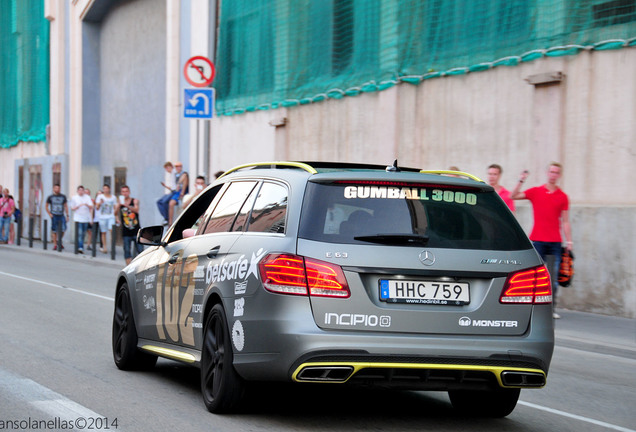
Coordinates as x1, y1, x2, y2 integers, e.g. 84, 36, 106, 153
184, 56, 215, 87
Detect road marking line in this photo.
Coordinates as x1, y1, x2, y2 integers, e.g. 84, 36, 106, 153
0, 271, 113, 301
0, 368, 122, 431
519, 401, 635, 432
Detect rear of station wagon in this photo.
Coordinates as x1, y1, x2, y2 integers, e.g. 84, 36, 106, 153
113, 162, 554, 417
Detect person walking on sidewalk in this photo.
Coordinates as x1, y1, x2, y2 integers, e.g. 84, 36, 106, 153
95, 185, 117, 254
84, 188, 95, 249
70, 185, 93, 253
46, 184, 69, 250
512, 162, 573, 319
0, 188, 15, 244
116, 185, 143, 265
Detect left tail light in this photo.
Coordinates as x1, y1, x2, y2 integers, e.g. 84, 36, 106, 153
500, 265, 552, 304
259, 253, 350, 298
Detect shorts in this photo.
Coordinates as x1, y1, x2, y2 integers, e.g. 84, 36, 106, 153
99, 216, 116, 232
51, 214, 67, 232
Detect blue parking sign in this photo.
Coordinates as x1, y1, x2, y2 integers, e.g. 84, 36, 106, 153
184, 88, 214, 119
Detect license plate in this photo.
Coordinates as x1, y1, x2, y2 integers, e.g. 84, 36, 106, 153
379, 279, 470, 305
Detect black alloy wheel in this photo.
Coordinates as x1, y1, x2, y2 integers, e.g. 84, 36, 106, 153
201, 304, 246, 413
112, 283, 157, 370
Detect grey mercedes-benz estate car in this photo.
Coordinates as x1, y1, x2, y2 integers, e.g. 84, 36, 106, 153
112, 161, 554, 417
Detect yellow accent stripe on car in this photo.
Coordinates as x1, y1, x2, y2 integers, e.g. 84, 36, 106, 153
141, 345, 196, 363
292, 362, 546, 388
219, 161, 318, 178
419, 170, 484, 182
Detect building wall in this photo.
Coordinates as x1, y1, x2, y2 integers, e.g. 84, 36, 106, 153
209, 48, 636, 318
210, 109, 279, 172
95, 0, 167, 224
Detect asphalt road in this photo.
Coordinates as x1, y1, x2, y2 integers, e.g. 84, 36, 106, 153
1, 245, 635, 432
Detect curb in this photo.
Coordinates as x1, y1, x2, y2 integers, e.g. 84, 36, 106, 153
4, 242, 125, 270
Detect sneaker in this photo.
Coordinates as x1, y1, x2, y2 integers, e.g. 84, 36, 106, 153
53, 244, 57, 250
78, 248, 84, 254
553, 312, 561, 319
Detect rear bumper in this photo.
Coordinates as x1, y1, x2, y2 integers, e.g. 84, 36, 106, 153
233, 323, 553, 390
229, 295, 554, 390
291, 359, 546, 391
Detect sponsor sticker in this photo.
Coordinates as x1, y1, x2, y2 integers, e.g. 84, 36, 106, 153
324, 313, 391, 328
458, 316, 518, 327
194, 265, 205, 279
232, 320, 245, 351
234, 298, 245, 317
234, 280, 248, 295
143, 295, 156, 313
205, 248, 268, 285
343, 186, 477, 205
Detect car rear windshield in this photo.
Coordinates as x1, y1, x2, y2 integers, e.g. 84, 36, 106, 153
298, 182, 532, 251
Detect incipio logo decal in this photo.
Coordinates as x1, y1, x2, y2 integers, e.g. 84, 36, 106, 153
324, 313, 391, 328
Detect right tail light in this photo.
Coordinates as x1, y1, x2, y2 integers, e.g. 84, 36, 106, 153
500, 265, 552, 304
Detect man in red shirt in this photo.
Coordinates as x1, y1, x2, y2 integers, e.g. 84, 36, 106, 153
487, 164, 515, 213
512, 162, 573, 319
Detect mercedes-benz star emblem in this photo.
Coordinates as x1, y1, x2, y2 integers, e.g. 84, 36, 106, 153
419, 250, 436, 266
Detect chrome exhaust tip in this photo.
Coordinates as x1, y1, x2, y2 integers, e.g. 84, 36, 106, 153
296, 366, 354, 382
501, 371, 545, 387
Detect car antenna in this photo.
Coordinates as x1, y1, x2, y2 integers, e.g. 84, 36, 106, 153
386, 159, 401, 172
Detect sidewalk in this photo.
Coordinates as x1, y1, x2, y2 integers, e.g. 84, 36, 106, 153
554, 309, 636, 359
4, 238, 126, 269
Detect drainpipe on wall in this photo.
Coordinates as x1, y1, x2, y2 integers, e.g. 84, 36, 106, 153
45, 124, 51, 155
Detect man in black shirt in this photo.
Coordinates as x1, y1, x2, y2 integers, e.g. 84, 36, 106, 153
46, 184, 69, 250
116, 185, 143, 264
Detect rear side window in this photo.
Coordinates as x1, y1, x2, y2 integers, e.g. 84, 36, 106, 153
299, 182, 531, 251
203, 181, 257, 234
248, 182, 288, 233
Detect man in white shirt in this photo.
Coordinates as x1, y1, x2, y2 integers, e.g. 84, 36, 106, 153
95, 184, 117, 254
70, 185, 93, 253
156, 161, 176, 224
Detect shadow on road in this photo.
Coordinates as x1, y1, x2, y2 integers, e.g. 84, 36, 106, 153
144, 360, 534, 431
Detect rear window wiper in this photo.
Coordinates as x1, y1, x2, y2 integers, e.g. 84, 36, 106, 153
353, 234, 429, 246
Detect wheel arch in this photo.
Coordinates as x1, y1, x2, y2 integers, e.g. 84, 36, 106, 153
202, 290, 223, 333
114, 272, 140, 336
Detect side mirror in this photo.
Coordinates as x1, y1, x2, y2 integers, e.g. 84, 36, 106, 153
137, 225, 165, 246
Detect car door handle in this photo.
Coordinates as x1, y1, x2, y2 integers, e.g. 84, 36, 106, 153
168, 254, 179, 264
207, 246, 221, 259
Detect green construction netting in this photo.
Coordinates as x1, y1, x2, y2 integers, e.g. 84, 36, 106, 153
0, 0, 50, 149
214, 0, 636, 116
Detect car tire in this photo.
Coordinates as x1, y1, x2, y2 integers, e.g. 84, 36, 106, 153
201, 304, 246, 413
448, 387, 520, 418
112, 283, 157, 370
